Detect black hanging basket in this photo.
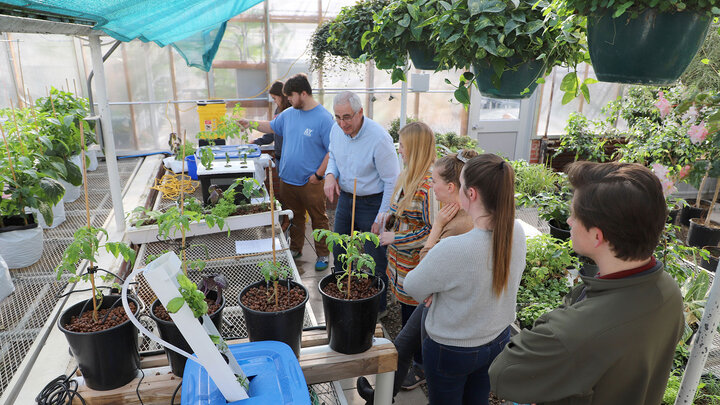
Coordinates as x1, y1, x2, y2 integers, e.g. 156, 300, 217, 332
238, 280, 308, 357
587, 9, 711, 85
318, 273, 385, 354
58, 295, 140, 391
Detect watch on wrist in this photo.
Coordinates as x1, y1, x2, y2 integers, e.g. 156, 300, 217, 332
314, 173, 324, 180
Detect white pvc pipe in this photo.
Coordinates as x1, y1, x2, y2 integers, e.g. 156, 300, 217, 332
374, 371, 394, 405
89, 34, 125, 232
675, 260, 720, 404
400, 77, 408, 128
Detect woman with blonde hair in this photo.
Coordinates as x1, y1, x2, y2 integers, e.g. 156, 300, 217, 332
404, 153, 527, 405
379, 121, 436, 327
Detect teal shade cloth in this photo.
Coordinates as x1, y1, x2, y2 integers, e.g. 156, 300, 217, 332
2, 0, 265, 71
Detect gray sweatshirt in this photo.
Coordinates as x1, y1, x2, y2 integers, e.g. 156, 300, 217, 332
404, 220, 526, 347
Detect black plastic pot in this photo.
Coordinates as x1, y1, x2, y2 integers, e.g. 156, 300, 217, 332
687, 218, 720, 248
587, 9, 710, 85
58, 295, 140, 391
319, 273, 385, 354
473, 58, 545, 99
0, 213, 38, 233
149, 293, 226, 377
701, 246, 720, 272
680, 199, 711, 226
408, 42, 439, 71
238, 280, 308, 357
548, 219, 571, 241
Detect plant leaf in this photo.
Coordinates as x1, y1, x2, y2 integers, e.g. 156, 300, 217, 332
167, 297, 185, 313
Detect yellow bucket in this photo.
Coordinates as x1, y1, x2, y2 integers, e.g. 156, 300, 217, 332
197, 100, 227, 137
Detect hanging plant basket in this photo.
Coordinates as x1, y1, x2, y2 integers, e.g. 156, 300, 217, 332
408, 43, 439, 71
473, 59, 545, 99
587, 9, 711, 85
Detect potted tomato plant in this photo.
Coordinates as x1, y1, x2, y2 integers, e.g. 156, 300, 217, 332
54, 226, 139, 391
312, 228, 385, 354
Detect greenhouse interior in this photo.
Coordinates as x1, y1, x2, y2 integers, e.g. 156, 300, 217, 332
1, 0, 720, 404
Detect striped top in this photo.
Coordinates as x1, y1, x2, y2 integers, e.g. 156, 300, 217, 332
385, 172, 433, 305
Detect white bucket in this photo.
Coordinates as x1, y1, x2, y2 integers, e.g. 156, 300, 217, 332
0, 254, 14, 303
0, 224, 44, 269
87, 148, 99, 171
28, 200, 66, 229
59, 154, 84, 203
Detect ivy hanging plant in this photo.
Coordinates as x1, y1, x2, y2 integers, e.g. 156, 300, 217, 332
432, 0, 590, 103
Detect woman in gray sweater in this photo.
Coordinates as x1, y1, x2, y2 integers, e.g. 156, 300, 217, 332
404, 153, 526, 405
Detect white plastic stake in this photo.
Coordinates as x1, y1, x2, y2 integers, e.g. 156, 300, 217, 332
675, 259, 720, 404
122, 252, 249, 401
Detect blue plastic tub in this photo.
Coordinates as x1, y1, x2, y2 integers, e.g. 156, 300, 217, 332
181, 341, 310, 405
185, 155, 198, 180
196, 144, 261, 160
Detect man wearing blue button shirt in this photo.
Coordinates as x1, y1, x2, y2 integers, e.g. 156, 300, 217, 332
240, 73, 333, 271
324, 91, 400, 311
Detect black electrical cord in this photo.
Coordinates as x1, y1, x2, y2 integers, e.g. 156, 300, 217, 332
36, 366, 86, 405
170, 380, 182, 405
136, 368, 145, 405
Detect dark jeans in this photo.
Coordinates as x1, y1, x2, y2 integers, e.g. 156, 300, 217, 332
400, 302, 423, 365
423, 326, 511, 405
333, 191, 389, 311
392, 304, 428, 395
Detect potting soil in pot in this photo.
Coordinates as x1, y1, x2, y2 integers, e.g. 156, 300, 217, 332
321, 277, 378, 300
64, 302, 137, 333
241, 284, 306, 312
153, 298, 222, 321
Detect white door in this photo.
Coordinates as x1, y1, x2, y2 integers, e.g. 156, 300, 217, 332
467, 88, 539, 161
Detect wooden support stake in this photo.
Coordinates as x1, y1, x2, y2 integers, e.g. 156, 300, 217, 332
8, 98, 27, 155
705, 180, 720, 227
79, 122, 98, 321
181, 130, 187, 275
0, 125, 17, 184
348, 178, 357, 298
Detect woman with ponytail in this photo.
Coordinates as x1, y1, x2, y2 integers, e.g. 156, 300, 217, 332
404, 153, 527, 405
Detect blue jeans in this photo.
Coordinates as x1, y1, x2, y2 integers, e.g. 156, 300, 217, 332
393, 304, 428, 395
333, 191, 389, 311
423, 326, 511, 405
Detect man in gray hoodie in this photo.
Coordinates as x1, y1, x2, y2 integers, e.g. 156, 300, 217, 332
490, 161, 684, 405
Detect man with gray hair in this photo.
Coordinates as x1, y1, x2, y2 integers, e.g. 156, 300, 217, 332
325, 91, 400, 312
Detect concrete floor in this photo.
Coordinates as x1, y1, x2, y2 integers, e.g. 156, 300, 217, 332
292, 219, 428, 405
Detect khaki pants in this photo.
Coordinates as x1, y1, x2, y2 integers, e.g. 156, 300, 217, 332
280, 180, 330, 256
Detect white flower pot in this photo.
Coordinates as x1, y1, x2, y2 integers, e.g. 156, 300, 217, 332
87, 148, 99, 171
0, 222, 44, 269
28, 200, 66, 229
0, 254, 14, 303
59, 154, 84, 203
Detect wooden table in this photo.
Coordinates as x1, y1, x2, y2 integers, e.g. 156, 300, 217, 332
76, 325, 397, 405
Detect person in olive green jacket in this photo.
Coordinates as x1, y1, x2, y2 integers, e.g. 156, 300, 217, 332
489, 161, 684, 405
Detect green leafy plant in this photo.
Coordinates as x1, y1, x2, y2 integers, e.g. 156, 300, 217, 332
0, 149, 65, 227
553, 112, 617, 162
326, 0, 390, 63
512, 159, 560, 207
517, 234, 579, 328
197, 104, 256, 144
533, 176, 573, 230
167, 273, 209, 318
199, 146, 215, 170
35, 87, 95, 139
435, 131, 479, 152
54, 226, 136, 321
309, 22, 351, 71
362, 0, 447, 82
432, 0, 589, 104
258, 260, 292, 308
312, 229, 379, 298
175, 144, 196, 161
